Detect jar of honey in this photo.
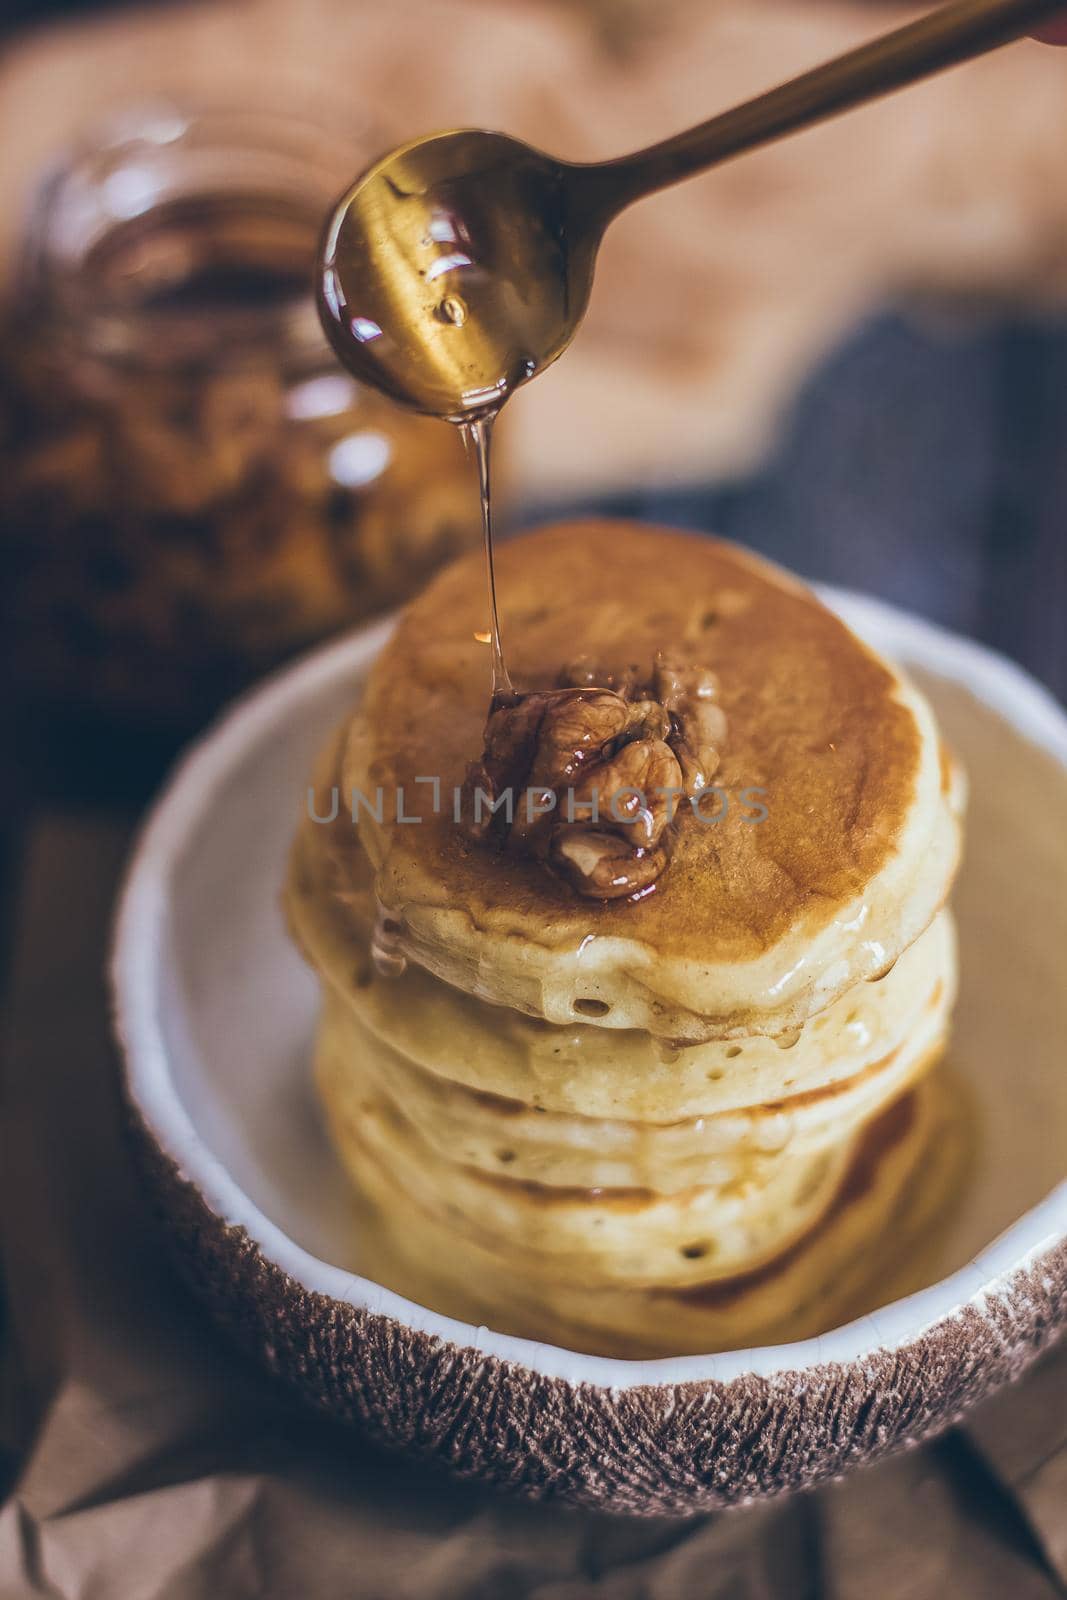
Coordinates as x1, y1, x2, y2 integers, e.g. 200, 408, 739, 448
0, 107, 479, 725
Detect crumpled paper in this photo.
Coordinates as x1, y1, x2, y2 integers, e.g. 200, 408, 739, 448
1, 813, 1064, 1600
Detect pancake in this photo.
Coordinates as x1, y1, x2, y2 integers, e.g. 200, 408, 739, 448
341, 1071, 966, 1359
336, 521, 963, 1041
315, 958, 949, 1189
289, 798, 956, 1129
284, 519, 967, 1359
314, 990, 950, 1288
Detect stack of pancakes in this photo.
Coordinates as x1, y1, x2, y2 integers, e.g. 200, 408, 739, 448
286, 522, 966, 1357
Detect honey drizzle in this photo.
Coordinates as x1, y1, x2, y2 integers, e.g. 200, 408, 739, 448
459, 413, 512, 701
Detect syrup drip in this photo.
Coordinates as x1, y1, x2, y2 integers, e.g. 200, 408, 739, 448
459, 413, 513, 700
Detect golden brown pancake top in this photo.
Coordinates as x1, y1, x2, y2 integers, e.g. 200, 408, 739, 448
349, 521, 922, 964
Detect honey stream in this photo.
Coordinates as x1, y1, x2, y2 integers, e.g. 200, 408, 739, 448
459, 413, 512, 699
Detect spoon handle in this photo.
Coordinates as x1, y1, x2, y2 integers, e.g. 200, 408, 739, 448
589, 0, 1065, 214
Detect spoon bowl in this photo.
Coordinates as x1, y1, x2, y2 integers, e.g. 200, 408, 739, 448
318, 130, 598, 419
317, 1, 1062, 421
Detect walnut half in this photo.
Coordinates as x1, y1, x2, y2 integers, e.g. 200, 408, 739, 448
461, 651, 727, 900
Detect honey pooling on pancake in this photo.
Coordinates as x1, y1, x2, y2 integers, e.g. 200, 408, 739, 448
285, 521, 968, 1357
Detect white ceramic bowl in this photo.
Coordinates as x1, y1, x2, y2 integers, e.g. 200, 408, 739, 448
111, 590, 1067, 1514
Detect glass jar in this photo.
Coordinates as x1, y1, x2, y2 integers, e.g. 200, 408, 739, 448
0, 107, 479, 726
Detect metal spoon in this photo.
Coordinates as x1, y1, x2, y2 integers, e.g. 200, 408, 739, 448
318, 0, 1063, 420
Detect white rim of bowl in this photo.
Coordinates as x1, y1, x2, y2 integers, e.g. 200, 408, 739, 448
111, 588, 1067, 1390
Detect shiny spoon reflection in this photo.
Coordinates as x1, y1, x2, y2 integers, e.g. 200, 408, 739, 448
318, 0, 1063, 421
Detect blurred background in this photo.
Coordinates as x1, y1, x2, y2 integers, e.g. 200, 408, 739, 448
3, 0, 1067, 824
2, 2, 1066, 1590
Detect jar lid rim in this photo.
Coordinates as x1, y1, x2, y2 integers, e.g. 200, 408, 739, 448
19, 102, 379, 370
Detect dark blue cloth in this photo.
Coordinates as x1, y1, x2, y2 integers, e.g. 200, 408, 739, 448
520, 309, 1067, 702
